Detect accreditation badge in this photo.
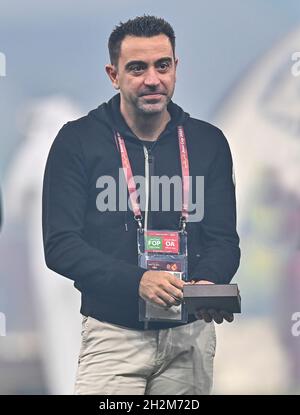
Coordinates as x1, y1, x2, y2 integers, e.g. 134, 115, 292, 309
137, 229, 188, 323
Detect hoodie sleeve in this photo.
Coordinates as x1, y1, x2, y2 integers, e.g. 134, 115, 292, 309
190, 130, 241, 284
42, 123, 146, 300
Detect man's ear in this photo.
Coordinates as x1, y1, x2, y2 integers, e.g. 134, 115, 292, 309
174, 57, 178, 82
174, 57, 179, 72
105, 64, 120, 90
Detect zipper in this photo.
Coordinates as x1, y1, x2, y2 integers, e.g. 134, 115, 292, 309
143, 146, 155, 232
143, 145, 154, 332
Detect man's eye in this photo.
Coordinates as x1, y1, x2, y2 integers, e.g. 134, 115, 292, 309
130, 65, 145, 72
158, 62, 170, 71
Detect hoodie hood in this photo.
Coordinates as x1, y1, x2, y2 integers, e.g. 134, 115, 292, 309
88, 93, 190, 141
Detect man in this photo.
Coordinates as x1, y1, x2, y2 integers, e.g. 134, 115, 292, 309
42, 15, 240, 395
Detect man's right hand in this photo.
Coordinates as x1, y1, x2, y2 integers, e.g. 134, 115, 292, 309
139, 270, 184, 309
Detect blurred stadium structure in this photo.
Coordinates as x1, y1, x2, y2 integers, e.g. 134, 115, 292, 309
214, 26, 300, 394
1, 97, 82, 394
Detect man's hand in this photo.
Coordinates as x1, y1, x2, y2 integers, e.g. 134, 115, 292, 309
139, 270, 184, 309
185, 280, 234, 324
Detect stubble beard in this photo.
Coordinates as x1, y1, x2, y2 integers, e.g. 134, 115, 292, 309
134, 94, 171, 116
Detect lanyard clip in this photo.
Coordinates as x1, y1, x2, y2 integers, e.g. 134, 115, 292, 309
179, 216, 187, 232
134, 215, 143, 231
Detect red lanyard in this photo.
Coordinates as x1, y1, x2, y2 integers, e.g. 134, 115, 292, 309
115, 125, 190, 230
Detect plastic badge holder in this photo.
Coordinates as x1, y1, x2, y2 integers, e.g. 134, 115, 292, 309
138, 229, 188, 323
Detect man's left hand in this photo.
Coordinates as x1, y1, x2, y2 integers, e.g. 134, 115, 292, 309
185, 280, 234, 324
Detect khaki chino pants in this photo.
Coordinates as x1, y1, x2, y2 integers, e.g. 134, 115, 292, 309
74, 315, 216, 395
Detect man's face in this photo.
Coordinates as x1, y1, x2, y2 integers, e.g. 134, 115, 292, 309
107, 34, 178, 116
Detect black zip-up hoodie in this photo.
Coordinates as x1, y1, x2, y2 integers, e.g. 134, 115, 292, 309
42, 93, 240, 330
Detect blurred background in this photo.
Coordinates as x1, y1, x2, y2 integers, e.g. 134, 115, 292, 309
0, 0, 299, 394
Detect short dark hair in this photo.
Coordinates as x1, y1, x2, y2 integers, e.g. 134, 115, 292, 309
108, 15, 176, 67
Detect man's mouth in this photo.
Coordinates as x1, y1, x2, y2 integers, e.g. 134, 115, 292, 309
140, 93, 165, 99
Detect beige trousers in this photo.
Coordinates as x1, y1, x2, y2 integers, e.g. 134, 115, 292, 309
74, 315, 216, 395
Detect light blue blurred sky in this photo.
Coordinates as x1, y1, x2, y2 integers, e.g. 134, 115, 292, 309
0, 0, 300, 175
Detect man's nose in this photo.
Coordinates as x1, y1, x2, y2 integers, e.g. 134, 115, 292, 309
144, 68, 160, 87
